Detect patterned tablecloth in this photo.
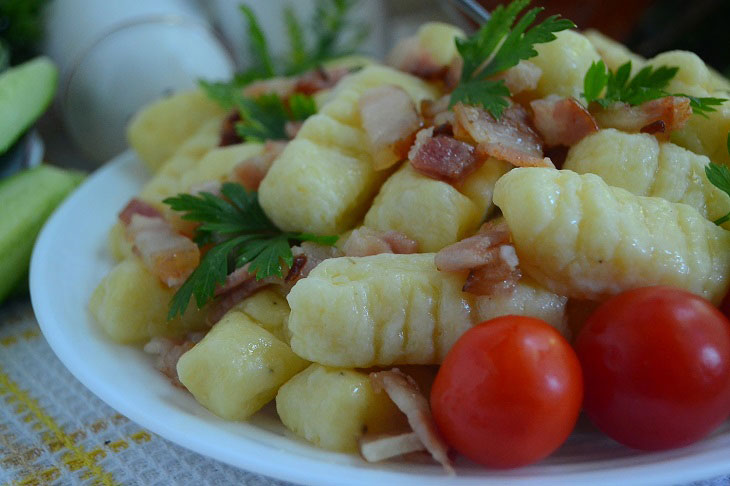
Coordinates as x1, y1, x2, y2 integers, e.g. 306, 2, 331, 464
0, 298, 728, 486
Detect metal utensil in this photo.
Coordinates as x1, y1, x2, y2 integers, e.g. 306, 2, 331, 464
446, 0, 491, 25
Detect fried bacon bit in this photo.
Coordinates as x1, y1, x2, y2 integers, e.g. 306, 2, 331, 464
144, 334, 204, 387
243, 77, 297, 98
284, 120, 304, 139
126, 215, 200, 288
358, 85, 422, 170
387, 36, 449, 81
369, 369, 454, 475
434, 221, 511, 272
453, 103, 554, 168
285, 242, 343, 284
232, 141, 288, 190
590, 96, 692, 139
359, 432, 426, 462
342, 227, 419, 257
220, 111, 243, 146
294, 66, 350, 95
436, 221, 521, 296
530, 95, 599, 147
205, 278, 270, 326
462, 245, 521, 296
408, 127, 481, 183
215, 264, 253, 296
420, 95, 454, 128
493, 60, 541, 95
119, 198, 162, 225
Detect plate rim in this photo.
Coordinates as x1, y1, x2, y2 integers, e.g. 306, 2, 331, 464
28, 150, 730, 486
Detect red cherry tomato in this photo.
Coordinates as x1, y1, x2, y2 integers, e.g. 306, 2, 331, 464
430, 316, 583, 469
575, 286, 730, 451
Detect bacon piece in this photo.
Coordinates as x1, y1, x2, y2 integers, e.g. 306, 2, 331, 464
462, 245, 521, 296
119, 198, 162, 225
369, 369, 454, 475
144, 334, 204, 388
493, 60, 541, 95
286, 242, 343, 284
358, 85, 422, 170
453, 102, 553, 168
126, 215, 200, 288
359, 432, 426, 463
530, 95, 599, 147
387, 36, 448, 81
215, 264, 253, 296
434, 221, 511, 272
420, 95, 453, 128
220, 111, 243, 146
205, 278, 269, 326
408, 127, 481, 183
284, 120, 303, 139
243, 77, 297, 98
294, 66, 350, 95
232, 141, 288, 190
342, 228, 419, 257
590, 96, 692, 138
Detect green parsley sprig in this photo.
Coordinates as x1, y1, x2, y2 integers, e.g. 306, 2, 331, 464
583, 60, 727, 117
450, 0, 575, 119
705, 133, 730, 226
163, 183, 337, 319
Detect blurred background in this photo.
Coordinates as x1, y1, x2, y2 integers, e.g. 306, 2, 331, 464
0, 0, 728, 167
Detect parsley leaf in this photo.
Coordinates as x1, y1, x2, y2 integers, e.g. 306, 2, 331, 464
450, 0, 574, 119
239, 4, 275, 79
582, 61, 727, 116
705, 133, 730, 226
163, 183, 338, 319
231, 91, 317, 143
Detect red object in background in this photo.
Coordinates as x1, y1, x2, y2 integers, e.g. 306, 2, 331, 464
576, 286, 730, 451
476, 0, 655, 41
430, 316, 582, 469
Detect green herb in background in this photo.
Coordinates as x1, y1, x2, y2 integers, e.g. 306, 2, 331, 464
163, 183, 337, 319
0, 0, 48, 65
449, 0, 575, 119
0, 41, 8, 72
583, 60, 727, 117
705, 133, 730, 226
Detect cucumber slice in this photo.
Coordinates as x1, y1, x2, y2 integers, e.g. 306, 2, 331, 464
0, 165, 84, 304
0, 57, 58, 154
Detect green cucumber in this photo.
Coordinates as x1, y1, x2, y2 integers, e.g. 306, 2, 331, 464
0, 57, 58, 154
0, 165, 85, 303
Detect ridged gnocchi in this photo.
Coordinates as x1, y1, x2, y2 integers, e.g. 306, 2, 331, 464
287, 253, 567, 367
258, 65, 439, 235
564, 129, 730, 226
493, 168, 730, 303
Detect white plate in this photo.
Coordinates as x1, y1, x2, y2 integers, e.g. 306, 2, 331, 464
30, 150, 730, 486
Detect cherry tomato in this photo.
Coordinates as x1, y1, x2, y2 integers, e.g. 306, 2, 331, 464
575, 286, 730, 451
430, 316, 582, 469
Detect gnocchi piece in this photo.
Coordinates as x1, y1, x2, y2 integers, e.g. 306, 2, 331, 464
647, 51, 730, 96
177, 142, 263, 193
363, 160, 510, 252
177, 311, 308, 421
414, 22, 465, 67
493, 168, 730, 303
276, 364, 407, 452
529, 30, 601, 100
583, 29, 645, 74
89, 258, 206, 343
128, 90, 225, 172
258, 65, 439, 235
231, 288, 291, 343
564, 129, 730, 226
672, 100, 730, 167
139, 118, 222, 204
287, 253, 567, 367
108, 221, 133, 262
